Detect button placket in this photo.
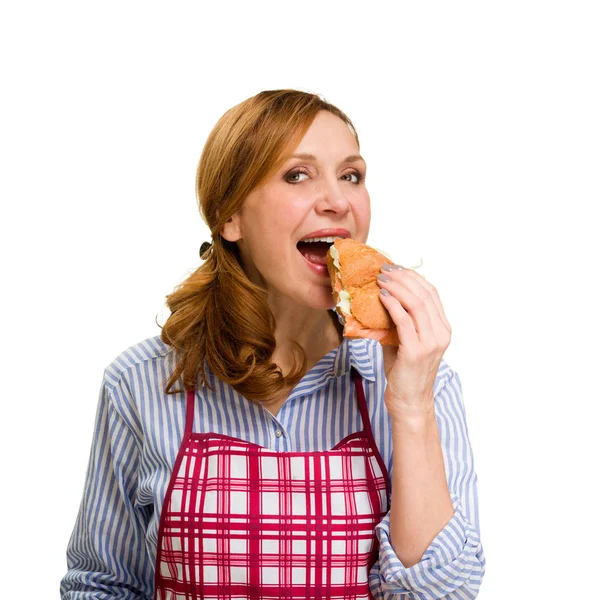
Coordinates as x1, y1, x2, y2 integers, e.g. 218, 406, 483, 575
271, 419, 287, 449
272, 404, 288, 447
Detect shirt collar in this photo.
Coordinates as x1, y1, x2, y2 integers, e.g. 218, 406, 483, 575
333, 336, 377, 382
330, 308, 377, 382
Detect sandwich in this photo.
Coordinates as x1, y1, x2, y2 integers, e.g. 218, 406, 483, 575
327, 238, 400, 346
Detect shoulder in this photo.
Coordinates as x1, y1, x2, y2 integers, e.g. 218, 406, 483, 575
102, 334, 174, 393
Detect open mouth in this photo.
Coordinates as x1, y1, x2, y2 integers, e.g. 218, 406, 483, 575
296, 239, 334, 266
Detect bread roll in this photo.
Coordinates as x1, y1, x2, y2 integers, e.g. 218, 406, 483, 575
327, 238, 399, 346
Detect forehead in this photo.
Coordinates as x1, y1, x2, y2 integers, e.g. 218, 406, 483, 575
287, 152, 365, 165
260, 111, 363, 183
290, 110, 358, 153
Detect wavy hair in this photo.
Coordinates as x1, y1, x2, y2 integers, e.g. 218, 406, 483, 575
159, 89, 360, 404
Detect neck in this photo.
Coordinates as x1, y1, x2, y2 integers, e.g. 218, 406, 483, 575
272, 309, 343, 376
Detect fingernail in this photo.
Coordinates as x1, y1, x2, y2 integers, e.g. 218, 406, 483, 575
380, 288, 391, 296
378, 273, 390, 283
382, 263, 404, 272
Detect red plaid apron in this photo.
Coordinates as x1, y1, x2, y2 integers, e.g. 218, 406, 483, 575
154, 367, 390, 599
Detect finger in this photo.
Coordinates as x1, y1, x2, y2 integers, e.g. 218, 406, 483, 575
398, 268, 452, 334
379, 267, 439, 337
378, 287, 420, 349
377, 272, 435, 343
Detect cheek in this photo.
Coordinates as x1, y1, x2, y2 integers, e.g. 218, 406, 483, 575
355, 193, 371, 222
247, 229, 294, 271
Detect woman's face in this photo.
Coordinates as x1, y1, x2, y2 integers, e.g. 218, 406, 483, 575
223, 109, 371, 310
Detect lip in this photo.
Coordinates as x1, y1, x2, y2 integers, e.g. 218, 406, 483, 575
298, 228, 351, 242
298, 251, 330, 278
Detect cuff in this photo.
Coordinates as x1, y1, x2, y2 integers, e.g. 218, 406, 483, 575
375, 494, 483, 598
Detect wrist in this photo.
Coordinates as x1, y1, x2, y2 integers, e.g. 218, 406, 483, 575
385, 395, 436, 432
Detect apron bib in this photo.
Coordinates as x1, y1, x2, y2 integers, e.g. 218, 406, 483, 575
154, 367, 390, 599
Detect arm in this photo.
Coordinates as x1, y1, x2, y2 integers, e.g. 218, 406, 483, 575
369, 369, 486, 599
387, 393, 454, 568
60, 375, 153, 599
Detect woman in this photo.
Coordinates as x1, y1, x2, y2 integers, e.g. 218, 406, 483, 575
61, 89, 486, 599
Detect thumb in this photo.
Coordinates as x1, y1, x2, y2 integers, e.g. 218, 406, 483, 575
381, 344, 397, 378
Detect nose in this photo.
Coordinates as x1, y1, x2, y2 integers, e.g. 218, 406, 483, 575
315, 177, 351, 214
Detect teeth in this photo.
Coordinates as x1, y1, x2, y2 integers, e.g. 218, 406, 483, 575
301, 236, 338, 243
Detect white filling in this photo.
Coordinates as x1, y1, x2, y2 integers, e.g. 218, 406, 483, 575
337, 289, 352, 315
328, 245, 350, 314
329, 244, 341, 269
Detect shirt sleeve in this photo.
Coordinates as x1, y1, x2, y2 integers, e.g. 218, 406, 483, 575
60, 374, 154, 599
368, 368, 486, 599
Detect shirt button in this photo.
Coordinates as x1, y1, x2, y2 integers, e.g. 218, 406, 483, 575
275, 429, 283, 438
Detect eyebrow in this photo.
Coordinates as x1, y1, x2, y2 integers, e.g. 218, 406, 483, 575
288, 153, 366, 164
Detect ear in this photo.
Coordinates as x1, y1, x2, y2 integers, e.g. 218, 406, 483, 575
220, 213, 242, 243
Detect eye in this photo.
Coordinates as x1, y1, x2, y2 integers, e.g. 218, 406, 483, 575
342, 171, 365, 184
285, 168, 310, 184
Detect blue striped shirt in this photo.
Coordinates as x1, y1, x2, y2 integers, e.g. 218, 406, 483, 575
60, 328, 485, 599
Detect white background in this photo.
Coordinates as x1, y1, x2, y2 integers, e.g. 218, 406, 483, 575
1, 1, 598, 598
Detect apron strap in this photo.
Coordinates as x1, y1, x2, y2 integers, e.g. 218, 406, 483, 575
185, 388, 196, 435
352, 367, 374, 442
353, 367, 392, 502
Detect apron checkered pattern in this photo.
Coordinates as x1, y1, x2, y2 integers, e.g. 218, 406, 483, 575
154, 367, 390, 599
